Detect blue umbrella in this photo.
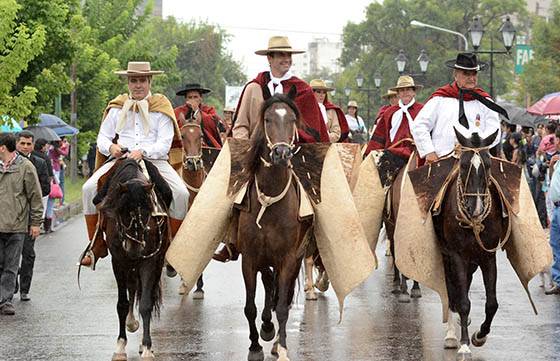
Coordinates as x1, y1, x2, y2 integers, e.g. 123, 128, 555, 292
38, 113, 79, 136
0, 115, 23, 133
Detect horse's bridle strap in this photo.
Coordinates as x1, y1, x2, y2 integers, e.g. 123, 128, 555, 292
254, 170, 293, 229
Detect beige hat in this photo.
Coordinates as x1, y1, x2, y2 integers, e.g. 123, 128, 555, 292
223, 106, 235, 113
115, 61, 164, 76
255, 36, 305, 56
381, 90, 398, 99
389, 75, 423, 91
310, 79, 334, 91
347, 100, 359, 108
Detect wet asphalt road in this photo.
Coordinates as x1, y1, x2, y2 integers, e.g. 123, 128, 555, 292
1, 216, 560, 361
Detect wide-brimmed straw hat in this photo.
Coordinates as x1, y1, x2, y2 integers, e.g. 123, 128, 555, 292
310, 79, 334, 92
347, 100, 359, 108
255, 36, 305, 56
223, 106, 235, 113
176, 83, 212, 96
115, 61, 164, 76
389, 75, 423, 91
445, 52, 488, 71
381, 90, 398, 99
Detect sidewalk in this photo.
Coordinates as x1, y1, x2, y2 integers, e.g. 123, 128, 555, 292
53, 200, 83, 227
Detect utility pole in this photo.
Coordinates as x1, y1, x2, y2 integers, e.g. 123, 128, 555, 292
70, 63, 78, 183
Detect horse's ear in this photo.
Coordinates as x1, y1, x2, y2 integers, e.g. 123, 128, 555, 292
481, 129, 499, 148
287, 85, 297, 100
118, 182, 128, 193
454, 127, 472, 148
143, 182, 154, 193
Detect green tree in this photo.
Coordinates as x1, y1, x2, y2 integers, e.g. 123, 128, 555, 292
519, 4, 560, 104
0, 0, 46, 123
340, 0, 526, 124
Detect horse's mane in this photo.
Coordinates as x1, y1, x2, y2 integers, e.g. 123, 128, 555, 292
245, 93, 302, 174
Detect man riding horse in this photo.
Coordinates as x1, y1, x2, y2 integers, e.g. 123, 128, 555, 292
214, 35, 329, 262
80, 61, 189, 269
174, 83, 223, 148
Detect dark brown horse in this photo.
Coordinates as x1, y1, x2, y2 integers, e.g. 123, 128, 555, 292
98, 159, 172, 361
432, 128, 506, 360
237, 87, 311, 361
179, 109, 206, 298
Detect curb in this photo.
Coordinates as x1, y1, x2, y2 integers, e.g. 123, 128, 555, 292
54, 201, 83, 223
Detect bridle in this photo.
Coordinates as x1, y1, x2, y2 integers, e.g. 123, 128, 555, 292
455, 145, 511, 252
181, 121, 204, 174
260, 118, 299, 168
117, 200, 166, 260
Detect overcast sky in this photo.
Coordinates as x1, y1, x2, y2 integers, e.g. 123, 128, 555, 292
162, 0, 373, 79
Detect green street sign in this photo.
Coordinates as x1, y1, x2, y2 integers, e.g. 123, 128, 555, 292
515, 44, 534, 75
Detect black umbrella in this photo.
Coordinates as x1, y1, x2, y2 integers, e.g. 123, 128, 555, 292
498, 102, 547, 128
24, 125, 61, 142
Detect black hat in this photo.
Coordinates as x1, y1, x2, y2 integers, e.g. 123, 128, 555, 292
176, 83, 212, 96
445, 53, 488, 71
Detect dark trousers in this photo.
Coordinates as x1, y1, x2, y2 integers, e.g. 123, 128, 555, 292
0, 233, 25, 305
18, 234, 36, 294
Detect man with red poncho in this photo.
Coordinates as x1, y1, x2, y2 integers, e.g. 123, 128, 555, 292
310, 79, 349, 143
174, 83, 222, 148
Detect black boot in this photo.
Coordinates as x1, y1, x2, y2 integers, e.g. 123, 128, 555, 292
44, 218, 52, 233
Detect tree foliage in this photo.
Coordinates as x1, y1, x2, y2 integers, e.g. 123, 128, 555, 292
339, 0, 526, 122
519, 3, 560, 104
0, 0, 46, 122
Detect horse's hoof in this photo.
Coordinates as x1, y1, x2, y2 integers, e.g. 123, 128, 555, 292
391, 287, 401, 295
271, 341, 279, 356
140, 346, 155, 360
260, 324, 276, 342
411, 288, 422, 298
471, 331, 487, 347
456, 344, 472, 361
398, 293, 411, 303
247, 349, 264, 361
166, 264, 177, 278
112, 352, 127, 361
178, 283, 189, 295
126, 319, 139, 333
305, 291, 317, 301
315, 278, 330, 292
444, 337, 459, 349
192, 290, 204, 300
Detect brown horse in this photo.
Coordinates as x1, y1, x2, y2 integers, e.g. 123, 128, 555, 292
98, 159, 172, 361
237, 87, 311, 361
179, 110, 207, 298
432, 128, 506, 360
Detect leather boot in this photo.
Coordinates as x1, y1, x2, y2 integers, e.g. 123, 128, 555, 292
212, 243, 239, 263
80, 214, 107, 269
169, 218, 183, 239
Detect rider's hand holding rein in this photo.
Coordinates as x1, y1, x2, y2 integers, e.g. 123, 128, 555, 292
425, 152, 439, 164
127, 150, 143, 161
109, 143, 125, 158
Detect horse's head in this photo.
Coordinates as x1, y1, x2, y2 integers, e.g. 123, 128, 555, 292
454, 127, 499, 218
181, 119, 204, 172
256, 85, 300, 167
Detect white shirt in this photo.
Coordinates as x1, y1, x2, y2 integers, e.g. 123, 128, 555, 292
411, 96, 501, 157
97, 107, 174, 160
345, 114, 365, 132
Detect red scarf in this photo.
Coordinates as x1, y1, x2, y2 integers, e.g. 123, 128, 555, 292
428, 82, 491, 102
235, 72, 329, 143
324, 100, 349, 142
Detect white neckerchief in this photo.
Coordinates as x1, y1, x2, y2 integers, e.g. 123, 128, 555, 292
318, 102, 328, 124
390, 98, 415, 142
116, 92, 152, 136
267, 70, 293, 95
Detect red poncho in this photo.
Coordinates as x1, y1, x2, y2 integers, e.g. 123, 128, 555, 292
175, 103, 222, 148
234, 72, 329, 143
364, 102, 424, 159
324, 100, 349, 142
428, 82, 491, 101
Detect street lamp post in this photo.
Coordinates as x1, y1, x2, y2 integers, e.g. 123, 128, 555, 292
354, 73, 382, 129
344, 87, 351, 106
395, 49, 430, 78
410, 20, 469, 51
468, 16, 516, 99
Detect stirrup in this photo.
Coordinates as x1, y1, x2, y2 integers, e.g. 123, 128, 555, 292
77, 248, 97, 271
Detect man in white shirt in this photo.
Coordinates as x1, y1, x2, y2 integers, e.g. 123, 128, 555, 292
411, 53, 508, 163
80, 62, 189, 269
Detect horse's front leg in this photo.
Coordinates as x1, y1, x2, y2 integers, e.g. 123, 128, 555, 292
138, 262, 160, 360
273, 256, 301, 361
260, 267, 276, 342
398, 274, 411, 303
450, 254, 473, 361
411, 281, 422, 298
111, 261, 130, 361
242, 258, 263, 361
472, 256, 498, 348
303, 256, 317, 300
126, 275, 139, 333
192, 274, 204, 299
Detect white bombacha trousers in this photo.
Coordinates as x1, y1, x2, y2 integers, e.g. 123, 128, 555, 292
82, 159, 189, 219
